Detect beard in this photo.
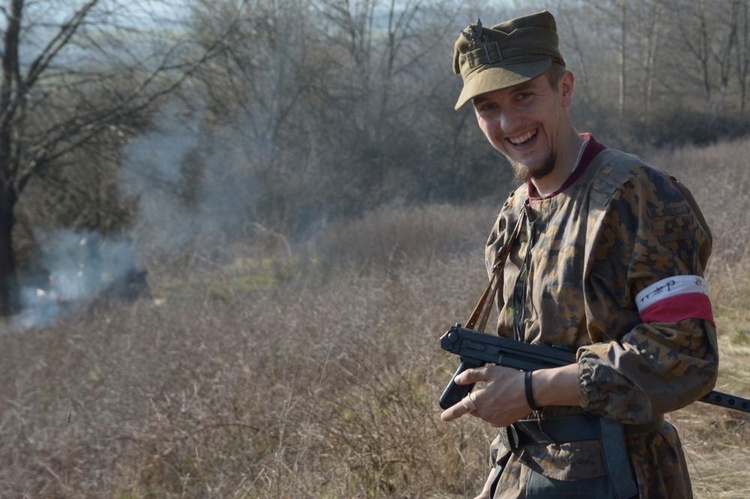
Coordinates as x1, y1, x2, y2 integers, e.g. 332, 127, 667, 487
510, 149, 557, 183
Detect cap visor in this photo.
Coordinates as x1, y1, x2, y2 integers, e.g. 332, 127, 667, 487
454, 59, 552, 110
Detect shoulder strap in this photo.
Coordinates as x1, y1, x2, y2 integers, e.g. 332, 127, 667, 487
465, 207, 527, 332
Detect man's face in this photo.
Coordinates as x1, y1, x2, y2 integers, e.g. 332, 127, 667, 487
472, 70, 574, 182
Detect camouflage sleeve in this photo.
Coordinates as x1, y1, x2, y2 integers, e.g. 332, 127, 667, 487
577, 166, 719, 422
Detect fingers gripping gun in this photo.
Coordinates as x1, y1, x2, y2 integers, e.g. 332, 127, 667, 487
438, 324, 575, 409
439, 323, 750, 413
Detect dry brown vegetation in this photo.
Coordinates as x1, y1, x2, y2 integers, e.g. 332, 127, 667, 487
2, 140, 750, 498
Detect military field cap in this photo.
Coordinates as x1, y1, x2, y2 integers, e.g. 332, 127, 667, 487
452, 10, 565, 110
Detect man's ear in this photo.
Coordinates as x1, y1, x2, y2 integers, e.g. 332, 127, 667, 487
560, 70, 575, 106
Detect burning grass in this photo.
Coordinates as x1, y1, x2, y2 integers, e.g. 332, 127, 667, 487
2, 139, 750, 497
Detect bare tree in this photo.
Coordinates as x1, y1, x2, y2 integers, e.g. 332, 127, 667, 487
186, 0, 457, 231
568, 0, 632, 125
715, 3, 738, 110
638, 0, 663, 115
616, 0, 628, 121
0, 0, 227, 314
184, 0, 328, 233
735, 0, 750, 113
669, 0, 710, 101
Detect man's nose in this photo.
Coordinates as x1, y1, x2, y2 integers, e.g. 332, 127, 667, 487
496, 107, 521, 133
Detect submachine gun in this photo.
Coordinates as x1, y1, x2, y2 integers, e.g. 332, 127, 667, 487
439, 323, 750, 413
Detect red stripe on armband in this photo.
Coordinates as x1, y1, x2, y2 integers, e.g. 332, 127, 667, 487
636, 276, 715, 325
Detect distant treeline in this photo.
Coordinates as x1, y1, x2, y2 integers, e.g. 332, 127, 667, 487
16, 0, 750, 265
161, 0, 750, 238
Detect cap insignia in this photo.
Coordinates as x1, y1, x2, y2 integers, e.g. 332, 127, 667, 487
461, 18, 484, 48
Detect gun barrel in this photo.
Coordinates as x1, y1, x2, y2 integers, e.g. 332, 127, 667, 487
699, 390, 750, 412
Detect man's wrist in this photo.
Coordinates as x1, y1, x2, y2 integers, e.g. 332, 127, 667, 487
525, 370, 541, 411
532, 364, 584, 407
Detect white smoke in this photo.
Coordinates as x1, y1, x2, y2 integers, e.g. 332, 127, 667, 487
119, 102, 258, 257
118, 103, 202, 254
12, 231, 143, 331
11, 100, 257, 331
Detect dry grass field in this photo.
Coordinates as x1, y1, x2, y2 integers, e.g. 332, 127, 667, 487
2, 139, 750, 498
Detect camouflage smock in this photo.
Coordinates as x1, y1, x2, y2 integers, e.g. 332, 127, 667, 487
484, 135, 718, 498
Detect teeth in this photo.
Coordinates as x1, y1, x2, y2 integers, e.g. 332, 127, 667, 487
509, 130, 536, 145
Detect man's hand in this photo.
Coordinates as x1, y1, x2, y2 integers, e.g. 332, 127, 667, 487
440, 365, 530, 426
439, 363, 583, 426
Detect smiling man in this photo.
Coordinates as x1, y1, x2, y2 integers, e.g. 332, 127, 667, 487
441, 11, 719, 499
